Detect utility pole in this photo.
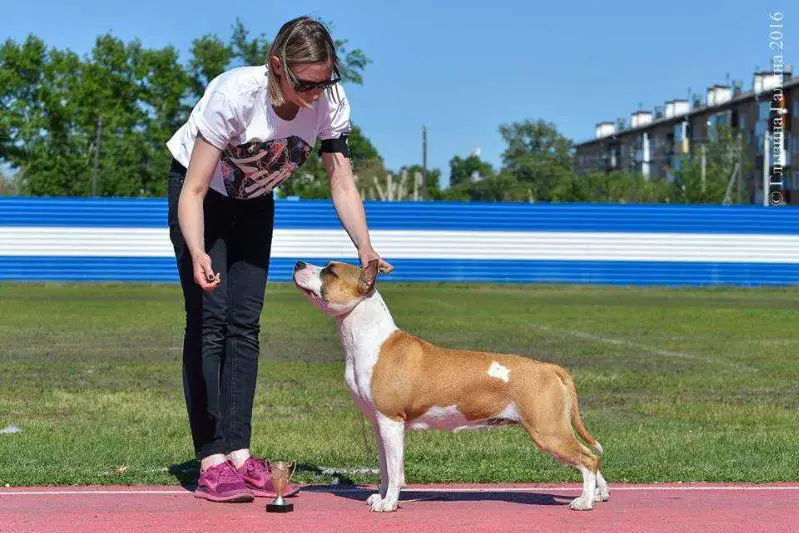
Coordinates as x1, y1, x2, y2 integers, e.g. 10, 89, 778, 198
92, 116, 103, 197
421, 126, 428, 200
736, 132, 742, 204
700, 143, 706, 194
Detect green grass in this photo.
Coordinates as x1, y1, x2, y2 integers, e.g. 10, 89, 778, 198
1, 281, 798, 487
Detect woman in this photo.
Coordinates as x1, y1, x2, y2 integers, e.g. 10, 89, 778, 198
166, 16, 393, 503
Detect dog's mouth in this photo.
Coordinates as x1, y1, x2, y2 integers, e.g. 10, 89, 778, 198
301, 287, 318, 299
295, 281, 322, 301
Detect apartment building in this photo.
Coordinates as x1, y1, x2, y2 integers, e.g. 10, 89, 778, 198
574, 70, 799, 205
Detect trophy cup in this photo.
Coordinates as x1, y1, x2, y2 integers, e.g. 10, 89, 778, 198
266, 460, 296, 513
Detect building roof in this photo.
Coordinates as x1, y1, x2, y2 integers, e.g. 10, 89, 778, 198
574, 76, 799, 148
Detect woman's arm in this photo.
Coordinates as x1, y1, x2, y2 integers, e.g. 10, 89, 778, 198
178, 134, 225, 290
323, 151, 394, 273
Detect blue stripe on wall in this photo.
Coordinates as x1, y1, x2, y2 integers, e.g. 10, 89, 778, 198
2, 256, 798, 286
1, 198, 798, 234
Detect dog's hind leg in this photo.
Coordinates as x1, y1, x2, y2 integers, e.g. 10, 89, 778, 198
556, 369, 609, 503
368, 412, 405, 512
517, 379, 600, 514
525, 425, 599, 510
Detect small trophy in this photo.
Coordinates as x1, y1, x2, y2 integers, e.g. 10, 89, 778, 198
266, 460, 296, 513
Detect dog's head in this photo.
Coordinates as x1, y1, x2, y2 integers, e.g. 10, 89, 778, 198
292, 259, 379, 316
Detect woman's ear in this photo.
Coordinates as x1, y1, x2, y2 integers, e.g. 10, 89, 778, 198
270, 56, 283, 76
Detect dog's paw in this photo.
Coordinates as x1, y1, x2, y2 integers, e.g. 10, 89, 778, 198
369, 497, 399, 512
594, 487, 610, 502
569, 496, 594, 511
366, 493, 382, 506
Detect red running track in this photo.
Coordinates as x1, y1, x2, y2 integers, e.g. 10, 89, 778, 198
1, 483, 798, 533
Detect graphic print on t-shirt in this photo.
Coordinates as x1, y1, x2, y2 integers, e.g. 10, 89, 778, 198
220, 136, 312, 199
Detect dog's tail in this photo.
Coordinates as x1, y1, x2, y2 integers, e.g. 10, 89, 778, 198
555, 367, 603, 458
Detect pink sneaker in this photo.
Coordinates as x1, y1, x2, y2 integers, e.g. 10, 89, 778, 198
237, 457, 302, 498
194, 460, 254, 503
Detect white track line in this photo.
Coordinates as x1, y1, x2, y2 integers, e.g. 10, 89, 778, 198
2, 485, 799, 496
531, 324, 754, 370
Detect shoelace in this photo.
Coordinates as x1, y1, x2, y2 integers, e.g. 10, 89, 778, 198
217, 461, 244, 484
246, 458, 269, 477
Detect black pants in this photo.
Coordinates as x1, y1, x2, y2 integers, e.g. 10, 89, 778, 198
167, 159, 275, 460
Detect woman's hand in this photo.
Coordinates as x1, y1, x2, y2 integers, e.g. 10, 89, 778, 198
323, 152, 395, 275
359, 245, 394, 274
192, 252, 221, 292
178, 134, 224, 292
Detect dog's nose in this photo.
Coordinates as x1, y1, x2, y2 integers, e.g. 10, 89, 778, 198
294, 261, 307, 271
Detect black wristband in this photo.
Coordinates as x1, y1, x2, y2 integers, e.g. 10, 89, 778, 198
319, 135, 351, 158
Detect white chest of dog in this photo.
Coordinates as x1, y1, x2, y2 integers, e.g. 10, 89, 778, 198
293, 260, 609, 513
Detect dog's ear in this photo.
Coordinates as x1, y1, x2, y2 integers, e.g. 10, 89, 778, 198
357, 259, 379, 295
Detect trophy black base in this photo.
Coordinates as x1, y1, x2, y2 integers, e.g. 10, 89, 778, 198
266, 502, 294, 513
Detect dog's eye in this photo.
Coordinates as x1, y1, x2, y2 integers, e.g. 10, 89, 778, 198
322, 266, 338, 279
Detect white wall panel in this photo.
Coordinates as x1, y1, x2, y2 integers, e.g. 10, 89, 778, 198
1, 227, 799, 263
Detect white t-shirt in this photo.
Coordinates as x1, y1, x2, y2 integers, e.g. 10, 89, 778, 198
166, 65, 351, 199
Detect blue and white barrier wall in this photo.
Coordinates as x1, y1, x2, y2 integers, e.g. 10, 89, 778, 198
1, 198, 798, 286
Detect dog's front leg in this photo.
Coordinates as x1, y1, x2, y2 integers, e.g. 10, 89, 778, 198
368, 412, 405, 512
365, 419, 388, 507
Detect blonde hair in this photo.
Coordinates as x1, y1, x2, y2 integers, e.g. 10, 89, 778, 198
266, 17, 341, 106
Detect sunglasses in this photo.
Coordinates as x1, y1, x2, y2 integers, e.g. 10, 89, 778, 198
287, 67, 341, 93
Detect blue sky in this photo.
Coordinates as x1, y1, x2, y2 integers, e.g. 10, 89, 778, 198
4, 1, 797, 187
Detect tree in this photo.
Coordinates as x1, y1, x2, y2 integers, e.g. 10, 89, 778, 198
230, 19, 270, 67
0, 168, 10, 196
670, 126, 750, 204
1, 34, 191, 197
499, 119, 575, 201
438, 122, 577, 203
448, 153, 494, 188
187, 35, 234, 100
458, 172, 531, 202
398, 164, 442, 199
552, 170, 670, 203
1, 35, 91, 196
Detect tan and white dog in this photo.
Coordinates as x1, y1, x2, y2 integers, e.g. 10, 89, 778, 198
292, 259, 609, 512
